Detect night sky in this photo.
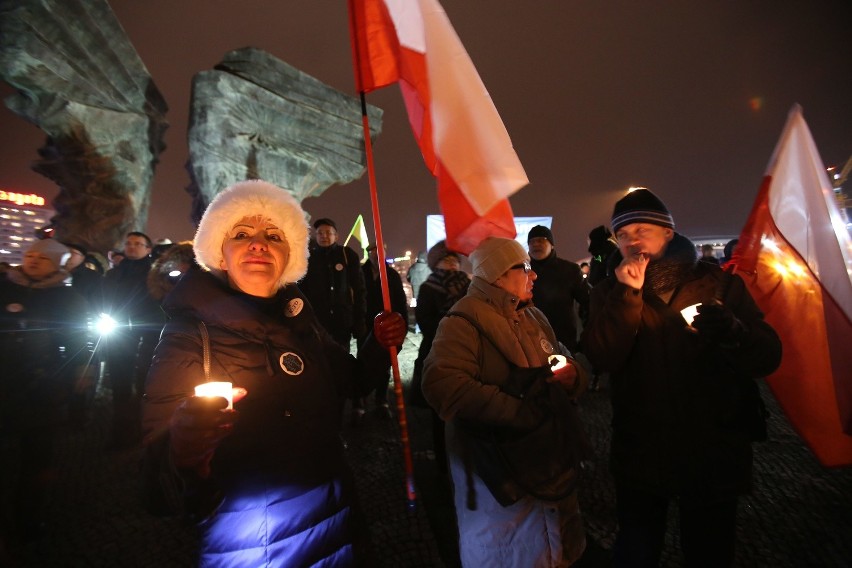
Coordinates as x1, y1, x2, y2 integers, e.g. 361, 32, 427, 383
1, 0, 850, 261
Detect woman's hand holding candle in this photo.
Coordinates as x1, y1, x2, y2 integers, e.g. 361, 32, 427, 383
170, 394, 241, 478
546, 354, 578, 389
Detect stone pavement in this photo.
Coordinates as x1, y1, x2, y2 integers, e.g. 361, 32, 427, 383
7, 332, 852, 567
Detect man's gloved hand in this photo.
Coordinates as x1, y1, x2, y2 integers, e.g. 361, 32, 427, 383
373, 311, 407, 349
692, 303, 746, 344
170, 396, 238, 478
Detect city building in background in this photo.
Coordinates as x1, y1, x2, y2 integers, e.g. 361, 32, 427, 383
0, 189, 54, 265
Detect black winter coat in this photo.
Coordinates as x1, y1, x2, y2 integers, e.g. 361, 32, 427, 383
0, 269, 89, 430
143, 269, 385, 566
300, 243, 367, 344
582, 235, 782, 501
529, 251, 590, 352
102, 256, 163, 328
361, 259, 408, 327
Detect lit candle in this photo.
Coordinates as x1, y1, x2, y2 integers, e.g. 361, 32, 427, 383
194, 381, 234, 409
548, 354, 568, 372
680, 303, 702, 327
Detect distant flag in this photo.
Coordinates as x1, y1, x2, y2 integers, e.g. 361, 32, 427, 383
348, 0, 528, 254
344, 213, 370, 261
731, 105, 852, 467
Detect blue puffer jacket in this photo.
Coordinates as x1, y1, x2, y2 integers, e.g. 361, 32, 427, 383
143, 269, 380, 567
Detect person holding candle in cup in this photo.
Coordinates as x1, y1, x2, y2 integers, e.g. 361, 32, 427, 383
421, 236, 591, 567
141, 180, 406, 567
582, 188, 782, 567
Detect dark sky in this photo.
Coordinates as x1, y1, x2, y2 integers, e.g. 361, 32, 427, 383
1, 0, 850, 261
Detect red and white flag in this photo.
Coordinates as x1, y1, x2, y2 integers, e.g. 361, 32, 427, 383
348, 0, 528, 254
731, 105, 852, 467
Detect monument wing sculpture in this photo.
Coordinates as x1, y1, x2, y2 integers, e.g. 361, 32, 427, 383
0, 0, 168, 254
187, 47, 382, 220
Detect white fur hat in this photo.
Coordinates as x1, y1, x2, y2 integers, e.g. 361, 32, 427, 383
194, 180, 309, 289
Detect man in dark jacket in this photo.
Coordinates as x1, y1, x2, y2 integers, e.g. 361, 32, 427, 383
300, 218, 367, 350
353, 244, 409, 423
527, 225, 589, 352
102, 231, 165, 449
582, 189, 782, 567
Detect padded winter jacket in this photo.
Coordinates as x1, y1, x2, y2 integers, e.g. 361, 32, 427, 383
143, 269, 383, 567
422, 276, 588, 567
582, 237, 782, 500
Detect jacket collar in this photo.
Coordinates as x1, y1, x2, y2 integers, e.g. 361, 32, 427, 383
469, 276, 524, 319
5, 266, 69, 289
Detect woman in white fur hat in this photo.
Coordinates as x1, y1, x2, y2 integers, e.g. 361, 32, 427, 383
141, 180, 406, 567
422, 236, 590, 567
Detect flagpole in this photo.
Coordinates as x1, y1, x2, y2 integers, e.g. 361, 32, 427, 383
348, 0, 417, 509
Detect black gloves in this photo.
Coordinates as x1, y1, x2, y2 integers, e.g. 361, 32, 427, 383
692, 303, 746, 345
170, 396, 238, 478
373, 311, 407, 349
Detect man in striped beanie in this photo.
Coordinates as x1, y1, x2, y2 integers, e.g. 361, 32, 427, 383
582, 187, 782, 567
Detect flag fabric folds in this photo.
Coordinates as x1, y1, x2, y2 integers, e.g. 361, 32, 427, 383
348, 0, 529, 254
344, 213, 370, 261
731, 105, 852, 467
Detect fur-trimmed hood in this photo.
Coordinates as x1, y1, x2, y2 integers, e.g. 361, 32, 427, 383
193, 180, 310, 289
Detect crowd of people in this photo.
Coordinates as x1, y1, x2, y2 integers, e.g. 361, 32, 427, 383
0, 180, 780, 567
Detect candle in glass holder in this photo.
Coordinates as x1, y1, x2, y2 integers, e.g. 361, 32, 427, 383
548, 354, 568, 372
194, 381, 234, 409
680, 303, 702, 327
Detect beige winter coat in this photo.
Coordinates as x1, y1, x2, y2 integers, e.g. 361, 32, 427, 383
422, 276, 588, 567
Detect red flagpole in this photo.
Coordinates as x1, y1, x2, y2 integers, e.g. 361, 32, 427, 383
348, 0, 417, 509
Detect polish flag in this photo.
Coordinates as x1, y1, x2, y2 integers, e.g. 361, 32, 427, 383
731, 105, 852, 467
348, 0, 528, 254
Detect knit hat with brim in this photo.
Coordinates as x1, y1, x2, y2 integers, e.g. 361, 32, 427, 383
611, 188, 675, 233
426, 240, 460, 270
28, 238, 69, 269
470, 237, 528, 283
194, 180, 309, 288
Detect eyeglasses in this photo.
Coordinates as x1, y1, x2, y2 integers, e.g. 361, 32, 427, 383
509, 262, 532, 274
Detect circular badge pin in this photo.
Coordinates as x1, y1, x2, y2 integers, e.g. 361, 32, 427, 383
279, 352, 305, 376
6, 303, 24, 313
335, 263, 344, 271
539, 338, 555, 354
285, 298, 304, 318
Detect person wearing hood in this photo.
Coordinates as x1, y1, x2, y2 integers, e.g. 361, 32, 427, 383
527, 225, 589, 352
141, 180, 406, 567
586, 225, 619, 287
582, 189, 782, 567
422, 237, 590, 567
406, 250, 431, 302
0, 239, 89, 547
146, 240, 196, 303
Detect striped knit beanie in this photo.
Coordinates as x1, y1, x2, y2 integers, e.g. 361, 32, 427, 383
611, 189, 675, 233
